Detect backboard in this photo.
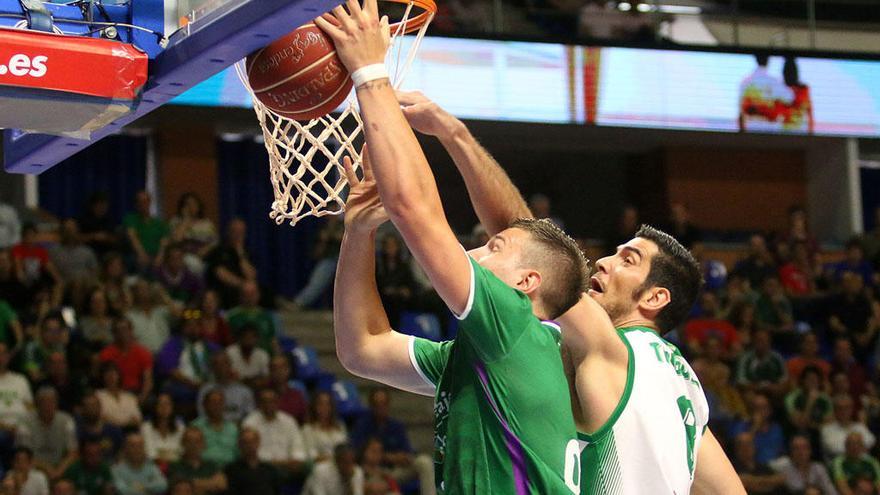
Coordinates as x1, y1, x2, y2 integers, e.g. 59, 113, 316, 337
1, 0, 342, 174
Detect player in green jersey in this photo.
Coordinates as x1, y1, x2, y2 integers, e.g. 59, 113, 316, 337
317, 3, 590, 493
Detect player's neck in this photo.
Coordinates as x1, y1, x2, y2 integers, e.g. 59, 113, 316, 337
611, 314, 658, 332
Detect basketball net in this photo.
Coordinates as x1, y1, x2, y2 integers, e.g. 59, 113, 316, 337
235, 1, 434, 226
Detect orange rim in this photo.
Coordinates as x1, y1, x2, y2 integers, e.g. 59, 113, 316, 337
381, 0, 436, 34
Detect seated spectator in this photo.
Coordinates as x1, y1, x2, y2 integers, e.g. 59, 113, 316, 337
126, 279, 176, 354
0, 297, 22, 357
302, 444, 362, 495
226, 325, 270, 389
111, 432, 167, 495
828, 273, 880, 360
0, 248, 29, 313
62, 438, 113, 495
735, 329, 788, 398
225, 282, 277, 355
197, 290, 232, 347
828, 238, 874, 288
95, 362, 142, 429
830, 432, 880, 495
154, 243, 204, 305
167, 427, 227, 495
268, 356, 308, 424
50, 479, 75, 495
99, 318, 154, 402
291, 215, 343, 310
224, 428, 281, 495
303, 391, 348, 462
769, 434, 836, 495
729, 392, 786, 465
18, 387, 78, 480
124, 191, 170, 271
784, 366, 833, 434
204, 219, 257, 309
0, 342, 32, 455
684, 294, 741, 358
140, 394, 184, 466
787, 332, 831, 383
11, 223, 62, 294
821, 395, 876, 459
830, 338, 869, 399
359, 438, 400, 495
197, 353, 254, 423
662, 202, 701, 249
350, 389, 433, 494
76, 392, 123, 462
192, 390, 238, 467
242, 389, 308, 477
778, 241, 818, 297
724, 299, 757, 349
732, 431, 786, 494
732, 234, 778, 289
37, 352, 88, 415
169, 193, 218, 277
698, 361, 748, 431
78, 192, 119, 258
156, 313, 218, 409
48, 219, 98, 292
78, 288, 116, 349
21, 314, 68, 383
5, 447, 49, 495
100, 253, 132, 314
376, 234, 417, 326
755, 276, 795, 332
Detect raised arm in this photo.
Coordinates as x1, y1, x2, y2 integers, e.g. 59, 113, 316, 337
396, 91, 531, 235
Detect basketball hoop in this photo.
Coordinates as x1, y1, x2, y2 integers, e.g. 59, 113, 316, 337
235, 0, 436, 226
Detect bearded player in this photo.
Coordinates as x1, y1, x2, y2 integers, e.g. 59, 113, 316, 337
386, 93, 746, 493
317, 2, 590, 493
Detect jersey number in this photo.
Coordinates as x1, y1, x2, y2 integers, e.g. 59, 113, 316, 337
677, 395, 697, 477
563, 439, 581, 494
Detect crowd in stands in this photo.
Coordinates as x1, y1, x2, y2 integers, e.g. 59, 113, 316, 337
0, 191, 434, 495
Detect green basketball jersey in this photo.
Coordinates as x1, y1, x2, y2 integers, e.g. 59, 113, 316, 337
411, 257, 581, 494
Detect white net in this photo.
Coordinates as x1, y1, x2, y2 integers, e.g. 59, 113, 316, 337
235, 2, 434, 226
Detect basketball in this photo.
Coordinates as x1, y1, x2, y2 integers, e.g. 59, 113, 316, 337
246, 23, 353, 121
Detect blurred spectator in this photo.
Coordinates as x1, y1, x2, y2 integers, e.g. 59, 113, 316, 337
0, 202, 21, 250
226, 325, 269, 389
50, 480, 75, 495
123, 191, 169, 271
350, 389, 433, 495
126, 279, 176, 354
18, 387, 78, 480
826, 274, 879, 360
302, 391, 347, 463
167, 426, 227, 495
828, 239, 874, 288
695, 353, 748, 431
62, 438, 113, 495
111, 432, 167, 495
788, 332, 831, 383
732, 431, 786, 494
78, 288, 116, 349
76, 392, 123, 462
528, 193, 564, 229
140, 394, 184, 466
830, 432, 880, 495
100, 253, 132, 314
204, 219, 257, 309
156, 313, 218, 410
192, 390, 238, 467
5, 447, 49, 495
725, 299, 758, 350
21, 315, 68, 384
779, 241, 818, 297
604, 205, 638, 254
783, 206, 820, 257
197, 291, 232, 348
0, 342, 32, 442
11, 223, 62, 295
154, 243, 204, 305
755, 277, 795, 333
168, 479, 196, 495
830, 338, 869, 399
768, 434, 837, 495
35, 352, 86, 413
662, 202, 700, 249
684, 294, 741, 358
0, 248, 29, 311
292, 216, 343, 310
98, 318, 153, 402
784, 366, 833, 434
95, 362, 142, 429
197, 353, 254, 423
730, 392, 786, 465
226, 282, 277, 355
732, 234, 778, 289
224, 428, 280, 495
302, 444, 363, 495
169, 193, 218, 277
359, 438, 400, 495
0, 300, 23, 356
735, 329, 788, 397
268, 356, 308, 424
48, 219, 98, 290
821, 395, 876, 459
78, 193, 118, 258
376, 235, 417, 328
242, 389, 308, 477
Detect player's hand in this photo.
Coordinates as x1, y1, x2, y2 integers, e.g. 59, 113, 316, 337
396, 90, 463, 140
314, 0, 390, 74
342, 148, 389, 233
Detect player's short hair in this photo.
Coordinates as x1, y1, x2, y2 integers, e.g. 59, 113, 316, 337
633, 225, 702, 334
510, 218, 588, 320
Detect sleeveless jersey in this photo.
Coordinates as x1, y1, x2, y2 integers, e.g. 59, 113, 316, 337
578, 327, 710, 494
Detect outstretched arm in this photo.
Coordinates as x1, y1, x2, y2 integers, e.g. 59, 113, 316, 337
397, 91, 531, 235
691, 428, 747, 495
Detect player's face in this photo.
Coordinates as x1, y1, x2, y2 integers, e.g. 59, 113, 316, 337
468, 228, 533, 293
589, 237, 659, 323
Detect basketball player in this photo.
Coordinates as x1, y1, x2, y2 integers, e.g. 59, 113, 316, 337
390, 92, 746, 494
317, 2, 588, 493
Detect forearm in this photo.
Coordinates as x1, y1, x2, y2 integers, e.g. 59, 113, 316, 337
438, 123, 530, 235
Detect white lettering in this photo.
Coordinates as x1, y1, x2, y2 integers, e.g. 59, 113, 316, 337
8, 54, 30, 76
29, 55, 48, 78
0, 54, 49, 78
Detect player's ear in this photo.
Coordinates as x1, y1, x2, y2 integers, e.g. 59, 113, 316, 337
639, 286, 670, 314
517, 269, 542, 295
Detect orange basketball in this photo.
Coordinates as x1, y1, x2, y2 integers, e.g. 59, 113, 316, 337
246, 23, 353, 121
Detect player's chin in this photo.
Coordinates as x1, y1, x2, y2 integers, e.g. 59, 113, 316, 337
587, 289, 602, 299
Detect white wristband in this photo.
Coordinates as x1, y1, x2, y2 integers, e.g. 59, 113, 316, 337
351, 63, 388, 88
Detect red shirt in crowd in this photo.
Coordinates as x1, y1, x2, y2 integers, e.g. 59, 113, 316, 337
277, 385, 309, 424
99, 343, 153, 392
684, 318, 741, 351
779, 263, 812, 295
787, 356, 831, 383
